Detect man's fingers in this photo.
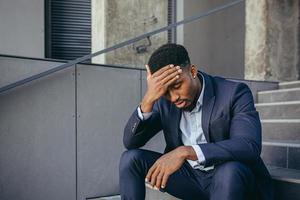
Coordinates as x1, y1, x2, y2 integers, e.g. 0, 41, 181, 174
160, 68, 181, 85
161, 173, 170, 189
152, 64, 174, 78
146, 164, 156, 182
156, 66, 181, 82
155, 171, 164, 189
150, 167, 160, 187
164, 74, 180, 88
154, 65, 179, 81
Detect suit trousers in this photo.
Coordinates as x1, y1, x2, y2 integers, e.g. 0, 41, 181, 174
119, 149, 256, 200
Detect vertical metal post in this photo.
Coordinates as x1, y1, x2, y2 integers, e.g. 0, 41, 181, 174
168, 0, 177, 43
44, 0, 52, 58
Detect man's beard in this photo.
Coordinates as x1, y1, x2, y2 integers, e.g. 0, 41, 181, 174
181, 99, 196, 112
173, 99, 193, 111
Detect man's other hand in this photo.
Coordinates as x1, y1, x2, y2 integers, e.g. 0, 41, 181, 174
145, 146, 187, 190
140, 64, 182, 113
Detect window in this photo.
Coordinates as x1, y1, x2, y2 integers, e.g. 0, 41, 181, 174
45, 0, 91, 60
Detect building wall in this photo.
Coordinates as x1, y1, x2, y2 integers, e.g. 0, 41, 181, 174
0, 56, 278, 199
178, 0, 245, 79
3, 0, 298, 81
92, 0, 106, 64
244, 0, 267, 81
245, 0, 300, 81
92, 0, 168, 67
0, 0, 45, 58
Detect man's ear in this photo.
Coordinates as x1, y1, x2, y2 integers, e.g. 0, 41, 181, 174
190, 64, 197, 78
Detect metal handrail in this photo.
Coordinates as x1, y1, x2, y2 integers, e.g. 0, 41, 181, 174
0, 0, 244, 94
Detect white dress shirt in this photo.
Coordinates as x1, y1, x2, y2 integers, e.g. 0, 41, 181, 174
137, 74, 213, 171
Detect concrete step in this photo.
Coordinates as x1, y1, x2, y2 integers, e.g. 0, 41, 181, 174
255, 101, 300, 119
261, 119, 300, 140
94, 167, 300, 200
258, 88, 300, 103
145, 188, 178, 200
268, 166, 300, 200
89, 195, 120, 200
87, 188, 178, 200
279, 81, 300, 89
261, 140, 300, 170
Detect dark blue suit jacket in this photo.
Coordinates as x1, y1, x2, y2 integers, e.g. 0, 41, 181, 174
124, 71, 273, 199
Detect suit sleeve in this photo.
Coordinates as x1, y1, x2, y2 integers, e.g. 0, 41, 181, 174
123, 102, 162, 149
199, 83, 262, 167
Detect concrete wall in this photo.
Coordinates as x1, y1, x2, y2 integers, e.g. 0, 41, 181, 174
244, 0, 267, 81
1, 0, 299, 82
92, 0, 168, 67
92, 0, 106, 64
0, 0, 245, 79
0, 0, 45, 58
92, 0, 245, 78
245, 0, 300, 81
177, 0, 245, 79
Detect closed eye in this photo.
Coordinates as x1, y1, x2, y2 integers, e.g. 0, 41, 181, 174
172, 82, 181, 89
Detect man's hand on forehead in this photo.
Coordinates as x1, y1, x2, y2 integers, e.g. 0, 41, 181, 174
152, 64, 179, 76
150, 64, 182, 83
147, 64, 182, 89
140, 64, 182, 113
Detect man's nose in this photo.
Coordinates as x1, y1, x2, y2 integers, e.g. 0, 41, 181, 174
168, 90, 179, 103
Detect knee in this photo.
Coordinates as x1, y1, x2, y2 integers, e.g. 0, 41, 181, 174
119, 149, 144, 173
211, 162, 255, 199
214, 161, 253, 185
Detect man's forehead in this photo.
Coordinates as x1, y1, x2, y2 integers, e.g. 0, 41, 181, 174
180, 66, 192, 75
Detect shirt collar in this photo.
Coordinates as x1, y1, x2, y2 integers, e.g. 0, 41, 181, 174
190, 73, 205, 113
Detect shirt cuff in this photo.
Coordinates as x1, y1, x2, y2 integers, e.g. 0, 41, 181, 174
137, 106, 152, 120
187, 145, 214, 171
191, 144, 206, 164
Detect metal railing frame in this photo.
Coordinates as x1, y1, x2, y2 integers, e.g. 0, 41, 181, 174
0, 0, 244, 94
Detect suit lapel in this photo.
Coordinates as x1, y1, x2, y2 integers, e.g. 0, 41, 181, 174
200, 72, 215, 143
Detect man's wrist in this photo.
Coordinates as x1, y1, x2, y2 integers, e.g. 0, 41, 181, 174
140, 95, 155, 113
137, 106, 152, 120
178, 146, 198, 161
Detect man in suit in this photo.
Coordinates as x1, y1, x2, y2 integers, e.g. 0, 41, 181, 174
119, 44, 273, 200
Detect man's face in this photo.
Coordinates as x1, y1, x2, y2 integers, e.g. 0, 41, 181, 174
163, 65, 198, 109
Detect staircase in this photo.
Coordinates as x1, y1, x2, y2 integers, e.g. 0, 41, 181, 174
256, 80, 300, 200
97, 81, 300, 200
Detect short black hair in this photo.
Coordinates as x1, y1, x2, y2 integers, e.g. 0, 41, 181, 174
148, 43, 190, 74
